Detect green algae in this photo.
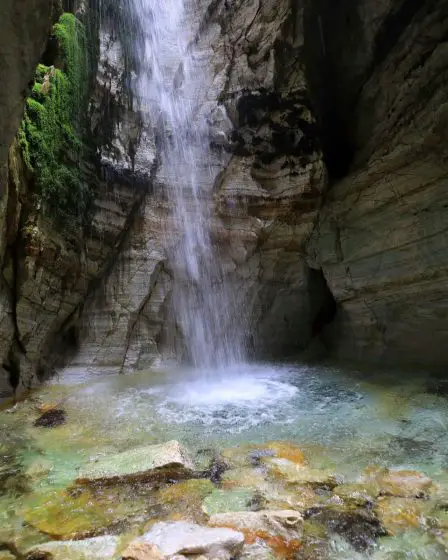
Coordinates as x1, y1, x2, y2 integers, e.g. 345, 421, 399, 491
202, 488, 254, 515
19, 13, 93, 229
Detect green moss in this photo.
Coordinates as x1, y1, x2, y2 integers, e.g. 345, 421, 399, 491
19, 13, 92, 230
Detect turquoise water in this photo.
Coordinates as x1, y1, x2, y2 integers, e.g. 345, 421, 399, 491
1, 361, 448, 557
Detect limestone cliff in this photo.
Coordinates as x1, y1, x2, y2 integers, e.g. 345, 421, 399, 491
1, 0, 448, 389
69, 0, 327, 371
0, 2, 152, 396
305, 0, 448, 366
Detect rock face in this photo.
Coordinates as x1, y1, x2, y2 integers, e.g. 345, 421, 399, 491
1, 0, 448, 379
0, 4, 153, 395
0, 0, 53, 189
305, 0, 448, 365
67, 0, 327, 370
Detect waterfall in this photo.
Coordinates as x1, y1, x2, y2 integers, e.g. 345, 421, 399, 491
131, 0, 247, 368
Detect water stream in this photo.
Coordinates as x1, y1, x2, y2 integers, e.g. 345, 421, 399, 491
2, 362, 448, 558
133, 0, 246, 367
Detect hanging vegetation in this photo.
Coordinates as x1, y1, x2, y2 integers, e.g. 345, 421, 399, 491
19, 13, 93, 229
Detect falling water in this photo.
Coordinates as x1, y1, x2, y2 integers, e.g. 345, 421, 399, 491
131, 0, 247, 368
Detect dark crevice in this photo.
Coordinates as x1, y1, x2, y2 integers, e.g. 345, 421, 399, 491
303, 0, 434, 181
310, 269, 338, 339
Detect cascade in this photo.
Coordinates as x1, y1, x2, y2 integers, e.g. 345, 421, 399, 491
131, 0, 247, 368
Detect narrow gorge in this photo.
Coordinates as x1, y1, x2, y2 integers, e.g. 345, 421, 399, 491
0, 1, 448, 559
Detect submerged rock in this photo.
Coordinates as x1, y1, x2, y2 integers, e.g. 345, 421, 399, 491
208, 509, 303, 539
77, 440, 194, 484
208, 510, 303, 557
202, 488, 254, 516
22, 483, 158, 540
221, 442, 307, 470
239, 543, 276, 559
25, 536, 120, 559
127, 521, 244, 558
33, 409, 66, 428
265, 457, 339, 488
362, 467, 434, 498
375, 496, 430, 535
156, 479, 214, 523
304, 506, 386, 552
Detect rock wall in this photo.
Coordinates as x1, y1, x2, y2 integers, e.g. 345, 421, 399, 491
305, 0, 448, 366
2, 0, 448, 386
68, 0, 327, 371
0, 4, 153, 396
0, 0, 54, 192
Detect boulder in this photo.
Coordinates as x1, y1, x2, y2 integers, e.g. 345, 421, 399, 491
77, 441, 194, 484
128, 521, 244, 559
362, 467, 434, 498
25, 536, 119, 559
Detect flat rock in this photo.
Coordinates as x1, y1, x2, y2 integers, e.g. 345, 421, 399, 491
25, 536, 119, 559
77, 440, 194, 484
131, 521, 244, 558
208, 510, 303, 540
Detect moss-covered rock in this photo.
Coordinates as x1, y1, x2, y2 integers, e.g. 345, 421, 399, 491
19, 13, 93, 230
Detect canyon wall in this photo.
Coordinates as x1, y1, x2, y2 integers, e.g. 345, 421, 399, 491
305, 0, 448, 366
0, 0, 447, 392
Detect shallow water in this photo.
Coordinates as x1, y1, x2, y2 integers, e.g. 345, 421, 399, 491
1, 361, 448, 557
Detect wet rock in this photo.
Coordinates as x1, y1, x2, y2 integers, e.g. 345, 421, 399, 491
362, 467, 434, 498
375, 496, 430, 535
128, 521, 244, 559
22, 484, 158, 539
202, 488, 255, 516
239, 543, 276, 559
221, 442, 307, 470
122, 542, 163, 560
157, 479, 214, 522
209, 509, 302, 535
25, 536, 119, 559
304, 506, 385, 552
77, 440, 194, 485
265, 457, 339, 489
333, 483, 376, 507
25, 458, 53, 481
220, 467, 267, 491
33, 409, 66, 428
209, 510, 303, 558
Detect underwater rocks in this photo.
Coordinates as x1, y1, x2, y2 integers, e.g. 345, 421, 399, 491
33, 408, 66, 428
76, 440, 195, 485
124, 521, 245, 559
25, 536, 120, 559
208, 510, 303, 556
361, 467, 435, 499
304, 506, 386, 553
265, 457, 339, 489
